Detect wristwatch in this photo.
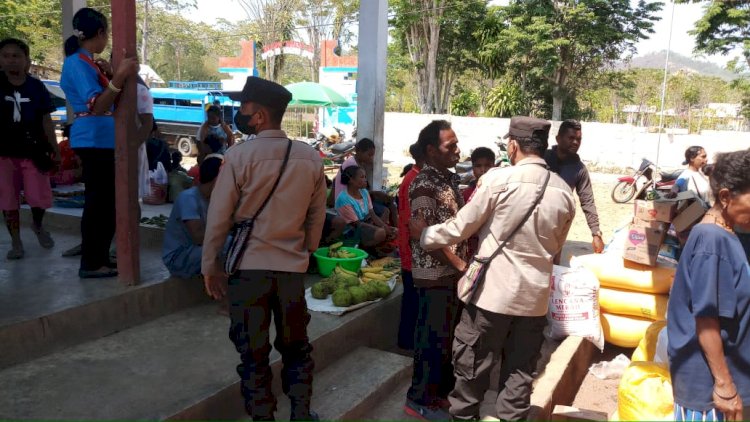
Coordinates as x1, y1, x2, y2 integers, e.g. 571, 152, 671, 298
592, 231, 603, 238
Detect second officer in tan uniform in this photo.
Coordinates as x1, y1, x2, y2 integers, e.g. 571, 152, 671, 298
202, 76, 327, 421
414, 116, 576, 421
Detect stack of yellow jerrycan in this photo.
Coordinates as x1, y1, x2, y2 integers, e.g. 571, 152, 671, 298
573, 253, 674, 348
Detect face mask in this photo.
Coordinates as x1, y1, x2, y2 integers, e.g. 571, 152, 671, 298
234, 112, 256, 136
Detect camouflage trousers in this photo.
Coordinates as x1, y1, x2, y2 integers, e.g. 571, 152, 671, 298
228, 270, 314, 420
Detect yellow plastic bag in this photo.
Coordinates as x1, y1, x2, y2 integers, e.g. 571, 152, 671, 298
572, 253, 675, 294
601, 312, 653, 348
599, 287, 668, 321
632, 320, 667, 362
618, 361, 674, 421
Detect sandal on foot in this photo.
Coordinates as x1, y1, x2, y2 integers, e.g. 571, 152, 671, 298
34, 229, 55, 249
62, 243, 82, 257
6, 247, 24, 260
79, 267, 119, 279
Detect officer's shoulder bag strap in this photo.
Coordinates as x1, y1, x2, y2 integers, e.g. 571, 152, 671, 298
224, 139, 293, 275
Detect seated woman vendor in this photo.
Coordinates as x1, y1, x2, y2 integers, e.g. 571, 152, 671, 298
335, 165, 397, 248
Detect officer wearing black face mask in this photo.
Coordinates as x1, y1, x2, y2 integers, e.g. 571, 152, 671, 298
202, 76, 327, 421
233, 109, 256, 137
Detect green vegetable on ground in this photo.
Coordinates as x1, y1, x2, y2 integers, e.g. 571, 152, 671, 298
361, 283, 379, 301
332, 289, 352, 307
372, 281, 392, 298
311, 283, 329, 300
348, 286, 368, 305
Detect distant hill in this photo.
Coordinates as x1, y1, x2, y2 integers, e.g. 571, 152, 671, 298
619, 50, 739, 81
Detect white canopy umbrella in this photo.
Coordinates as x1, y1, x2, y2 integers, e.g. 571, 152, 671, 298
138, 64, 165, 86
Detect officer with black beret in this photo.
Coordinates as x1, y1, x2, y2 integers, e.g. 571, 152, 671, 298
202, 76, 327, 421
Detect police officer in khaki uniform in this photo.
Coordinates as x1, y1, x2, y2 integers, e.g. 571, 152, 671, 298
202, 76, 327, 421
414, 117, 576, 420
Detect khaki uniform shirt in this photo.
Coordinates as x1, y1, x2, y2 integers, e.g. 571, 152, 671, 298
201, 130, 327, 276
420, 157, 575, 316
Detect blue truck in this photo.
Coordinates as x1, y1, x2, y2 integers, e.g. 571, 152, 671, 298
40, 80, 241, 156
151, 87, 240, 156
42, 80, 68, 128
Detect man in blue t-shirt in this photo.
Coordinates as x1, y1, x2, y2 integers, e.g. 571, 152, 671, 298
162, 157, 222, 278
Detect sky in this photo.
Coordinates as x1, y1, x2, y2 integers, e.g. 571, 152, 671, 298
186, 0, 737, 67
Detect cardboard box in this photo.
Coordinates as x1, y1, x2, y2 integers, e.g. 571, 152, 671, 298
634, 200, 677, 223
623, 223, 667, 267
672, 200, 707, 232
632, 217, 669, 230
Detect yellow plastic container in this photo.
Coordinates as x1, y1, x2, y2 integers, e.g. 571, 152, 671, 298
632, 320, 667, 362
599, 287, 668, 321
618, 362, 674, 421
601, 312, 653, 348
573, 253, 675, 294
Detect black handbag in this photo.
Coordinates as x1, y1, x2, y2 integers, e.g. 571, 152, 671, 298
26, 130, 55, 173
224, 139, 293, 275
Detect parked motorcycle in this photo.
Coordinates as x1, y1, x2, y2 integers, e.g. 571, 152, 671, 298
611, 158, 682, 203
316, 126, 346, 148
307, 137, 355, 164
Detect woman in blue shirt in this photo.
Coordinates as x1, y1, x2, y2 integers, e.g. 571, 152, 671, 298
60, 8, 138, 278
668, 149, 750, 421
334, 165, 394, 248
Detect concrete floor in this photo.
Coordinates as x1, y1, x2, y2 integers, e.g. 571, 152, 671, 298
0, 228, 168, 327
572, 344, 633, 419
0, 284, 405, 420
36, 201, 174, 221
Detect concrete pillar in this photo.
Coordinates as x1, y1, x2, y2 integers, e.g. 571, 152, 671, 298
62, 0, 86, 123
356, 0, 388, 190
111, 0, 141, 285
62, 0, 87, 41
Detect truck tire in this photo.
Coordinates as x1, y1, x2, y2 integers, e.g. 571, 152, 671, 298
177, 137, 197, 157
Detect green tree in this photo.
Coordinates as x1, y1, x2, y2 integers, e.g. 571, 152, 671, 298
139, 0, 196, 65
432, 0, 486, 113
144, 6, 228, 82
390, 0, 486, 113
480, 0, 662, 120
450, 87, 479, 116
237, 0, 299, 82
486, 78, 527, 118
726, 59, 750, 122
0, 0, 110, 71
296, 0, 359, 81
0, 0, 62, 68
678, 0, 750, 68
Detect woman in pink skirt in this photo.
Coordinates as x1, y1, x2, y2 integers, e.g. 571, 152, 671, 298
0, 38, 59, 260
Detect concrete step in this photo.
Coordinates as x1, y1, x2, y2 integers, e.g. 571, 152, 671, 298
367, 372, 501, 421
0, 229, 208, 370
20, 205, 168, 249
369, 335, 586, 421
0, 284, 404, 420
367, 375, 416, 421
275, 347, 412, 421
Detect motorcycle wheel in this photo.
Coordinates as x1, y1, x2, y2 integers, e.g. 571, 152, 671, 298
611, 181, 637, 203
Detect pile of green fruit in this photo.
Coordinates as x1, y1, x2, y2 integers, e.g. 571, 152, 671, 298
311, 264, 392, 307
327, 242, 356, 258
